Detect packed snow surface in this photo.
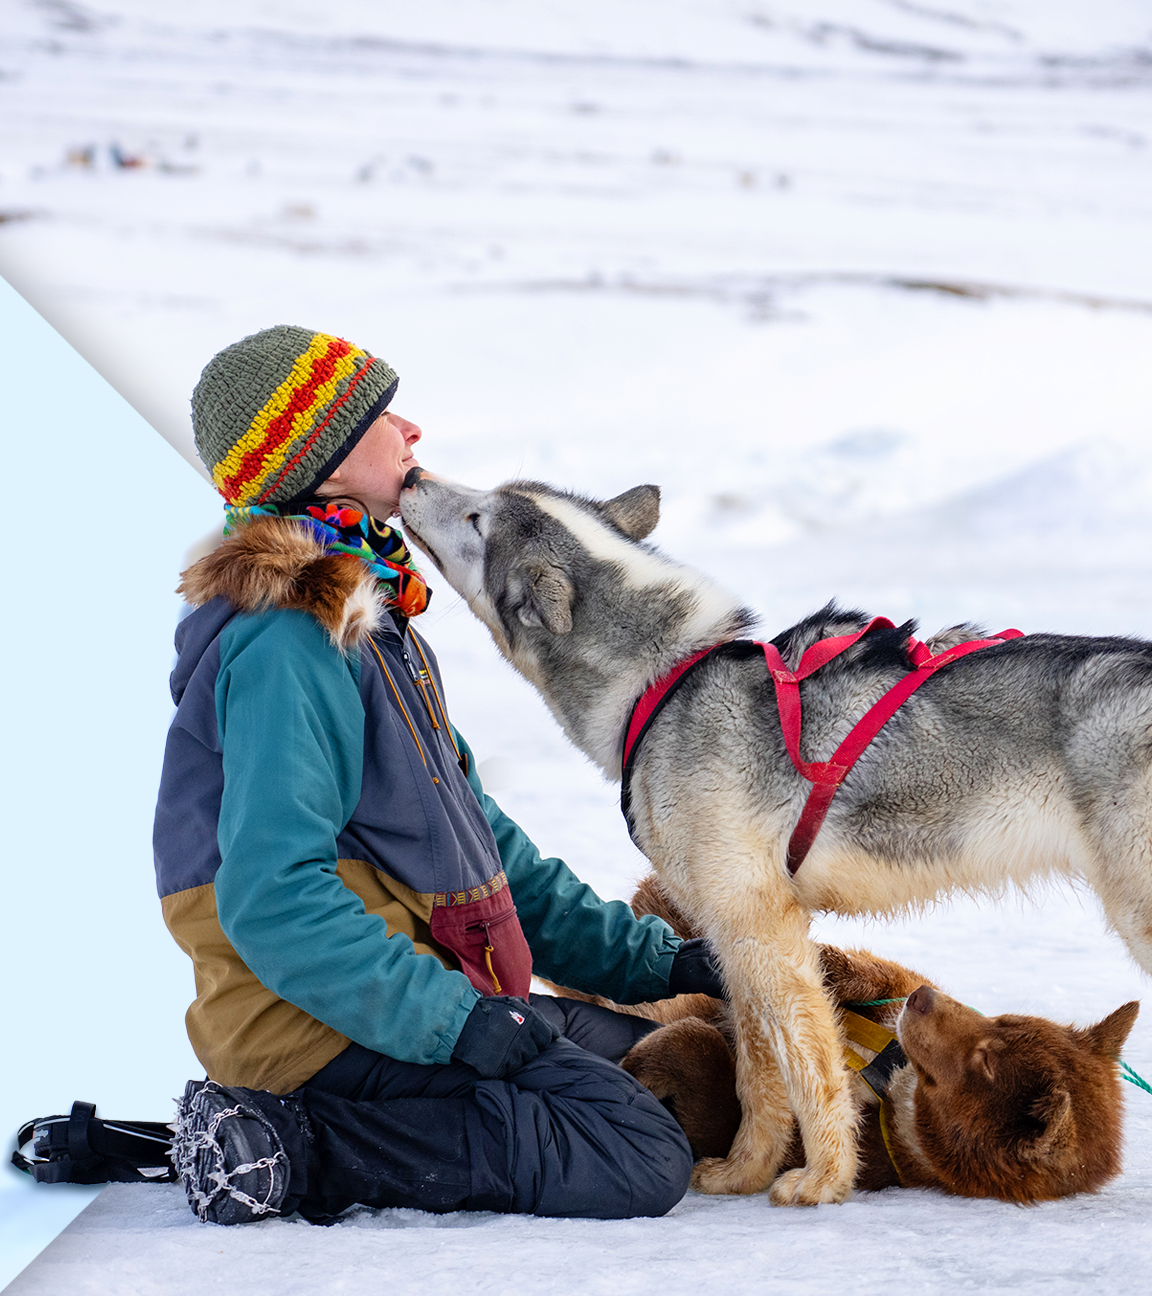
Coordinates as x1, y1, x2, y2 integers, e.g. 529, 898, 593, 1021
2, 0, 1152, 1290
8, 1135, 1152, 1296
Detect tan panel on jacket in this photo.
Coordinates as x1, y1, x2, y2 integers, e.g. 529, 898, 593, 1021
161, 859, 454, 1093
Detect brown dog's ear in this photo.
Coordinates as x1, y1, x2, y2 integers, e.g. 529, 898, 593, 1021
1018, 1086, 1074, 1162
1082, 1001, 1140, 1059
969, 1036, 1007, 1082
600, 485, 661, 541
516, 562, 575, 635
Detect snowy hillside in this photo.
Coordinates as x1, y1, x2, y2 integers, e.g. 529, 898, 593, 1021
2, 1, 1152, 1290
3, 0, 1152, 480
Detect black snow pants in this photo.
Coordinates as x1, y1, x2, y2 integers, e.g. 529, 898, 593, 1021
248, 995, 692, 1223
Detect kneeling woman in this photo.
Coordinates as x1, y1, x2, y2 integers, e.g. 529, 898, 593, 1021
156, 326, 719, 1225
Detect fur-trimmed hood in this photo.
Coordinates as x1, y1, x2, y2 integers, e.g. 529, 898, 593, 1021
178, 516, 386, 652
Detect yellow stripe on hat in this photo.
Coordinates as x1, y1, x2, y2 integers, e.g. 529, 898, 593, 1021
211, 333, 367, 504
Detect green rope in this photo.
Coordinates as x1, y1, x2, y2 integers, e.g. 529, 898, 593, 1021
1120, 1060, 1152, 1096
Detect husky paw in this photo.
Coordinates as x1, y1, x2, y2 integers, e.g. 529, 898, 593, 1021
691, 1155, 775, 1196
768, 1166, 853, 1207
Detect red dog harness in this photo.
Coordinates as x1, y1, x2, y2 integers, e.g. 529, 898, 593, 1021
621, 618, 1023, 875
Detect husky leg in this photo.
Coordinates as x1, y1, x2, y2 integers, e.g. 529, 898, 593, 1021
1100, 899, 1152, 976
1090, 862, 1152, 976
689, 978, 793, 1196
689, 885, 858, 1205
1080, 796, 1152, 978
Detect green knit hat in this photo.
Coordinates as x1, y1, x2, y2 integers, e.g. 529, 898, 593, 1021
192, 325, 398, 505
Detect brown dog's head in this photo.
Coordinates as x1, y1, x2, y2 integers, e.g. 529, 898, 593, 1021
621, 1016, 743, 1160
897, 985, 1139, 1203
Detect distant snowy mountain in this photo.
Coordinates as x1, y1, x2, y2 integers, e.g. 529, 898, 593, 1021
697, 438, 1152, 638
940, 440, 1152, 536
2, 0, 1151, 470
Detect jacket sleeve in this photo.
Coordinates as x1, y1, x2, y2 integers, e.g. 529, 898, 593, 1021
213, 611, 479, 1066
455, 732, 680, 1003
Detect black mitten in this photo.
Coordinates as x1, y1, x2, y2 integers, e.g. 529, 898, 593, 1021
451, 996, 561, 1079
667, 938, 727, 1001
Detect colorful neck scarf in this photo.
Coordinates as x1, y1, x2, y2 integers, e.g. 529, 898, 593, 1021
225, 500, 430, 618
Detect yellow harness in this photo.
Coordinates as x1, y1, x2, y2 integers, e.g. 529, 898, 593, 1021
840, 1009, 907, 1181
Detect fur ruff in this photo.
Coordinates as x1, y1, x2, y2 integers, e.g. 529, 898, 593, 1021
178, 516, 385, 651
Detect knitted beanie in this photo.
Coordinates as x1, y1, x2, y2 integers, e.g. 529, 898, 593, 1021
192, 325, 398, 505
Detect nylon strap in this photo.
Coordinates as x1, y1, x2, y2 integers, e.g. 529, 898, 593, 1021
68, 1101, 96, 1164
841, 1009, 909, 1102
619, 620, 1024, 875
877, 1101, 905, 1185
842, 1008, 896, 1056
765, 626, 1023, 873
839, 1010, 910, 1182
621, 646, 717, 772
620, 645, 724, 833
11, 1101, 177, 1184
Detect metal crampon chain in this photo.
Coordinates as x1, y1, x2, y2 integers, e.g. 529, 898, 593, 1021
172, 1100, 287, 1222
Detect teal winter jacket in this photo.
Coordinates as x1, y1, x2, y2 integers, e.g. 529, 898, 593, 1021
154, 516, 679, 1092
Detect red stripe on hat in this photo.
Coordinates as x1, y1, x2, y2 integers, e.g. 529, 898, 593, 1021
219, 337, 353, 504
257, 359, 378, 503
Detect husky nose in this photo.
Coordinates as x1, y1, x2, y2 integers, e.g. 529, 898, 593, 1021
401, 466, 424, 491
906, 985, 937, 1016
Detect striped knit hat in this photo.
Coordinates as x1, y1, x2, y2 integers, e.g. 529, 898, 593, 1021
192, 325, 398, 506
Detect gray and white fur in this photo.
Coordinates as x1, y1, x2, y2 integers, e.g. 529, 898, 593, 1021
400, 473, 1152, 1207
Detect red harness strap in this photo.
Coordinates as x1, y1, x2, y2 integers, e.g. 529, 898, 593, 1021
765, 621, 1023, 874
621, 645, 717, 772
620, 620, 1023, 876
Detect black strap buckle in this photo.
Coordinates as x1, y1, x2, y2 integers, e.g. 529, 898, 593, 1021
12, 1100, 177, 1185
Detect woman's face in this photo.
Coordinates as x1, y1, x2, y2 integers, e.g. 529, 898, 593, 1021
315, 410, 422, 519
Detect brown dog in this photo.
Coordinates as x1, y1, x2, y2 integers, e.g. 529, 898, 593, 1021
580, 877, 1139, 1203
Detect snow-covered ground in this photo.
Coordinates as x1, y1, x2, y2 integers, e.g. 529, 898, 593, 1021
3, 0, 1152, 1290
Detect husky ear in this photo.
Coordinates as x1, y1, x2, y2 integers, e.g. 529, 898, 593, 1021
1082, 1001, 1139, 1058
1018, 1085, 1074, 1162
517, 562, 575, 635
601, 485, 661, 541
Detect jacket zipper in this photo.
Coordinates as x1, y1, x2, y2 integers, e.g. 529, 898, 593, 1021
468, 919, 504, 994
368, 638, 430, 772
396, 633, 470, 777
410, 632, 468, 776
400, 646, 441, 730
371, 633, 469, 783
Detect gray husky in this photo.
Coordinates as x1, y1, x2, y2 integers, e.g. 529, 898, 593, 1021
399, 472, 1152, 1206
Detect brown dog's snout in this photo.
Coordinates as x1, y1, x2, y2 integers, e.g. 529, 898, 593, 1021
906, 985, 937, 1016
401, 466, 425, 491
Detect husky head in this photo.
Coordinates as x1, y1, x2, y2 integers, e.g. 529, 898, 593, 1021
399, 472, 753, 775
